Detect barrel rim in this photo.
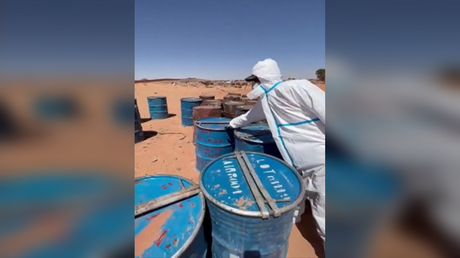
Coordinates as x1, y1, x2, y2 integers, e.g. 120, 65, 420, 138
147, 96, 167, 99
180, 97, 203, 102
135, 174, 206, 257
199, 151, 306, 218
193, 105, 221, 110
195, 117, 231, 131
234, 124, 275, 144
224, 101, 246, 105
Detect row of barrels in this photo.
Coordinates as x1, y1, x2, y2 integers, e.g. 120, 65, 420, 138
136, 92, 258, 125
188, 93, 259, 126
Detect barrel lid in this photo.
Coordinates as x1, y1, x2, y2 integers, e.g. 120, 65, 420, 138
224, 101, 245, 106
135, 175, 205, 258
147, 96, 166, 99
181, 97, 202, 102
234, 124, 275, 144
200, 151, 305, 218
193, 105, 220, 110
195, 117, 230, 130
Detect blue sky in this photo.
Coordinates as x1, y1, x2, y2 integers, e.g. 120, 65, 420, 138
135, 0, 325, 80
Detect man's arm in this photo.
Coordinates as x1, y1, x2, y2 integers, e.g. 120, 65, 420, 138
229, 99, 266, 128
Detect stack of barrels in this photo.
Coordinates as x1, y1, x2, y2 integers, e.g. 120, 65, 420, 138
222, 93, 261, 120
221, 93, 243, 119
192, 95, 222, 145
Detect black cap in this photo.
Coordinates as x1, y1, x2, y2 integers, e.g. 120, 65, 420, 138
244, 74, 259, 82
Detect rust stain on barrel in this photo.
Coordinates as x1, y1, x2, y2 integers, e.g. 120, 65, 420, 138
135, 209, 173, 257
223, 101, 245, 116
201, 99, 222, 107
193, 106, 222, 120
199, 95, 215, 100
223, 95, 241, 102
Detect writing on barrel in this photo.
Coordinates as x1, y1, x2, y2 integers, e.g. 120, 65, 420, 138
199, 151, 305, 258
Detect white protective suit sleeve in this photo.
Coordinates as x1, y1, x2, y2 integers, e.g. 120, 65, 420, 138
295, 82, 326, 125
229, 99, 265, 128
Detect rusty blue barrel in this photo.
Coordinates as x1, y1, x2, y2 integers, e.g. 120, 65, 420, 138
181, 97, 202, 126
135, 175, 208, 258
195, 117, 233, 172
200, 151, 305, 258
135, 100, 144, 143
234, 124, 282, 159
148, 96, 168, 119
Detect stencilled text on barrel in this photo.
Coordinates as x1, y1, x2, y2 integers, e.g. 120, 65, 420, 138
223, 160, 243, 195
255, 158, 289, 198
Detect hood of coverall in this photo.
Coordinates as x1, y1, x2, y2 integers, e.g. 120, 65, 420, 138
247, 59, 283, 100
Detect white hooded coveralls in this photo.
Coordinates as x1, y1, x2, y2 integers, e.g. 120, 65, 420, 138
229, 59, 326, 241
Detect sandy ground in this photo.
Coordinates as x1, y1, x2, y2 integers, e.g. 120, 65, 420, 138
135, 81, 325, 257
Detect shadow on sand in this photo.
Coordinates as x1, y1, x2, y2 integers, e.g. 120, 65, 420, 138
296, 201, 325, 258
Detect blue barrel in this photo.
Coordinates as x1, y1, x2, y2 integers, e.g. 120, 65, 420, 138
33, 95, 78, 121
135, 175, 208, 258
135, 101, 144, 143
148, 96, 168, 119
112, 97, 133, 125
0, 172, 131, 257
327, 156, 403, 258
135, 98, 141, 119
181, 97, 202, 126
200, 151, 305, 258
234, 124, 282, 159
195, 117, 233, 172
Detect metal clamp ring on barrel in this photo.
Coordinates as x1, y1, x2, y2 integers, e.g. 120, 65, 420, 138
234, 151, 281, 219
195, 121, 230, 127
135, 184, 201, 217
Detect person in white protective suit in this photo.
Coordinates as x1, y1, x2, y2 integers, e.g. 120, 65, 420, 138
227, 58, 326, 242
